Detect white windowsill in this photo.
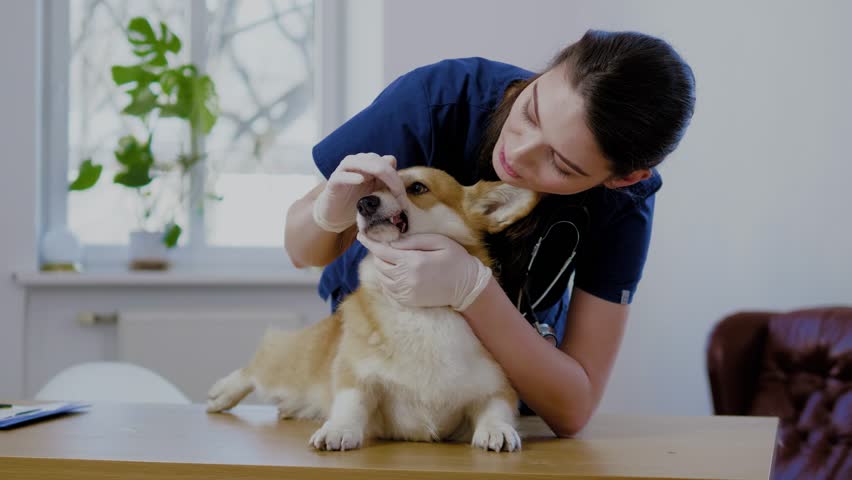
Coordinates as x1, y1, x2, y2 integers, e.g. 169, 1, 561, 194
12, 269, 322, 288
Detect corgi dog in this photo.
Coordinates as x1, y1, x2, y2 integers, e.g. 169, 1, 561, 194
206, 166, 539, 452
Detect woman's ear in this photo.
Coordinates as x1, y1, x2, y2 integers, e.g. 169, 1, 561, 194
466, 182, 540, 233
603, 169, 652, 189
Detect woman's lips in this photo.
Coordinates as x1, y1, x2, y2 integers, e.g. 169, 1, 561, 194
499, 146, 520, 179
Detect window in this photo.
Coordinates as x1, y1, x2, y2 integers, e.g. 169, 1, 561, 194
44, 0, 347, 270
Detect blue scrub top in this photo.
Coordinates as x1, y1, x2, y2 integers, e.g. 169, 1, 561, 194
312, 57, 661, 347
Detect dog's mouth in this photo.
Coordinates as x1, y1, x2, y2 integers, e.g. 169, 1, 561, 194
370, 210, 408, 233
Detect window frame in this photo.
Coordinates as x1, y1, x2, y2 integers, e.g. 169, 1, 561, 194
41, 0, 345, 272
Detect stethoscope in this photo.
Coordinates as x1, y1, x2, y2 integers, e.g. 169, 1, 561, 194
514, 207, 587, 346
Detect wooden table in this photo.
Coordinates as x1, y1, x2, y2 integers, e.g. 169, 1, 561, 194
0, 402, 777, 479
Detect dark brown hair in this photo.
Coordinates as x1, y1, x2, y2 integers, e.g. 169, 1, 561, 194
479, 29, 695, 179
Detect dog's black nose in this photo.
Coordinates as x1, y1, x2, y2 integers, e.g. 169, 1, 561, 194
357, 195, 380, 216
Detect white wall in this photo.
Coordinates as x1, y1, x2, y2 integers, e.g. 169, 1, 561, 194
383, 0, 852, 415
384, 0, 634, 77
0, 0, 40, 398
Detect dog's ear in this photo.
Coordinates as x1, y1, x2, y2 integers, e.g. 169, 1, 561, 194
465, 182, 540, 233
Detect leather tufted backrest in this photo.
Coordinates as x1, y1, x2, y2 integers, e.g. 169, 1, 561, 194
707, 307, 852, 480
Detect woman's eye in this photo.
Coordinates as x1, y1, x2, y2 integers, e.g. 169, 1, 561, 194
551, 152, 571, 178
407, 182, 429, 195
522, 99, 536, 126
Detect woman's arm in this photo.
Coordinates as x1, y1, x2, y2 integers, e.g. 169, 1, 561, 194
461, 278, 628, 436
284, 181, 357, 268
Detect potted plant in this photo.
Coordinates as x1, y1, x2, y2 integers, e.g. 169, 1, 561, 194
69, 17, 219, 270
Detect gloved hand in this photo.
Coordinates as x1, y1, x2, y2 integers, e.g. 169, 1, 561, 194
313, 153, 405, 233
357, 233, 492, 311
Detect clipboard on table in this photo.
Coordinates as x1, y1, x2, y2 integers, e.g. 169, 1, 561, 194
0, 402, 89, 429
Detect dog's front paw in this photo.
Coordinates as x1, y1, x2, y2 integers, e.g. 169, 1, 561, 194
472, 421, 522, 452
309, 422, 364, 451
206, 369, 252, 413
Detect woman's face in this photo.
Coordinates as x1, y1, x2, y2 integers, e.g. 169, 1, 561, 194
492, 66, 621, 195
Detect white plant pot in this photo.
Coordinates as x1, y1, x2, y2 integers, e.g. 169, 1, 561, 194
40, 226, 83, 272
128, 230, 170, 270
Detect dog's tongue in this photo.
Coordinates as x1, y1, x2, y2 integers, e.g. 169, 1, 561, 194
390, 212, 403, 225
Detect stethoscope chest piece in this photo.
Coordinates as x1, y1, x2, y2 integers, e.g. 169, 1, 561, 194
534, 321, 558, 346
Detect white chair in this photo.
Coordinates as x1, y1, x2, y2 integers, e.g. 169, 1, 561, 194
35, 361, 191, 404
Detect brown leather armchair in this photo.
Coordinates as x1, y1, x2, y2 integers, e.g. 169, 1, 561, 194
706, 307, 852, 479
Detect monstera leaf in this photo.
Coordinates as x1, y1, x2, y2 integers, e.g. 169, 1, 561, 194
111, 64, 160, 117
190, 74, 219, 134
162, 223, 182, 248
68, 159, 103, 191
122, 85, 159, 117
127, 17, 181, 67
113, 135, 155, 188
159, 66, 219, 134
111, 64, 159, 86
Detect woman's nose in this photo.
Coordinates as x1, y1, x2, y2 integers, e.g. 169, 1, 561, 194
508, 132, 544, 166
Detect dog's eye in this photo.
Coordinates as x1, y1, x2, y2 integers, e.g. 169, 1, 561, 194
407, 182, 429, 195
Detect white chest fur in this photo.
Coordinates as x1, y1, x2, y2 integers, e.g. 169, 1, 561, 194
355, 260, 508, 440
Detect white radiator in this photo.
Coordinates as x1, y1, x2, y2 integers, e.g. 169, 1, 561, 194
117, 309, 306, 403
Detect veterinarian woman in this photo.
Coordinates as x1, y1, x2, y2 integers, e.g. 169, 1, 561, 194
285, 30, 696, 437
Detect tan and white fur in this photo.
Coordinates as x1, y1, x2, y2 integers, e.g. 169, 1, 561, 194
206, 167, 539, 452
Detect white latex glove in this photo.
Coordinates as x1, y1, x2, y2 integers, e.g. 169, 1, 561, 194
357, 233, 492, 311
313, 153, 406, 233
